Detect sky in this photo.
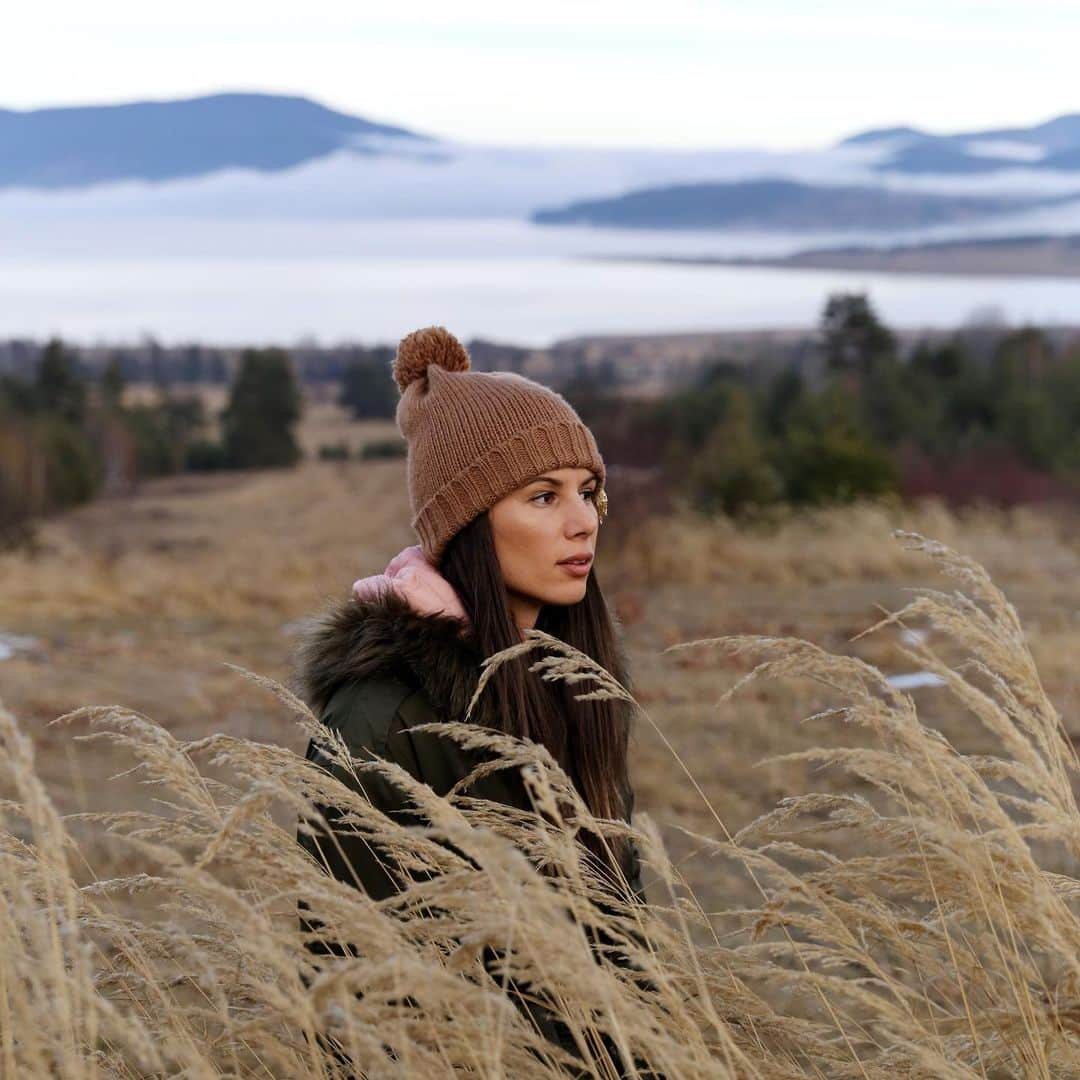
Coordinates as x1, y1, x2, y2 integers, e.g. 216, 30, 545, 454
3, 0, 1076, 151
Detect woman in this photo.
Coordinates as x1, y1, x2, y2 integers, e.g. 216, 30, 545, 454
293, 325, 649, 1073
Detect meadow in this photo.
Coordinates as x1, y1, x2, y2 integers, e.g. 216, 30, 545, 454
3, 393, 1080, 1076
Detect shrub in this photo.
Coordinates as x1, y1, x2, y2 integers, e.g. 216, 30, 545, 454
359, 438, 407, 460
185, 439, 230, 472
778, 425, 898, 504
317, 442, 350, 461
125, 403, 175, 476
38, 418, 101, 509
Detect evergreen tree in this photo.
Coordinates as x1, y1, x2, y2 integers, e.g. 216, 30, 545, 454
773, 381, 897, 504
909, 337, 966, 382
221, 348, 302, 469
820, 292, 896, 377
0, 374, 36, 416
685, 387, 783, 515
101, 355, 127, 411
39, 419, 100, 507
759, 367, 805, 438
338, 347, 397, 419
36, 338, 86, 424
859, 355, 922, 447
991, 326, 1054, 383
1044, 345, 1080, 472
207, 353, 228, 384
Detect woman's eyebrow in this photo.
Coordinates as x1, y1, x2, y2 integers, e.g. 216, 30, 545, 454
524, 473, 600, 487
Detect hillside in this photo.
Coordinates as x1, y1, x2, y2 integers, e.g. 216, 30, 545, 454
531, 177, 1067, 231
0, 92, 428, 190
840, 112, 1080, 174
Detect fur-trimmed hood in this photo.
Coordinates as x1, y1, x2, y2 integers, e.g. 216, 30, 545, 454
292, 586, 495, 727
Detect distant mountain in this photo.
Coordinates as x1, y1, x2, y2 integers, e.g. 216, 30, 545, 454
841, 125, 931, 146
0, 92, 430, 190
8, 93, 1080, 245
530, 178, 1068, 231
837, 112, 1080, 174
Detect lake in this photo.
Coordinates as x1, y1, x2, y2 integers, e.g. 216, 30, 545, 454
2, 217, 1079, 346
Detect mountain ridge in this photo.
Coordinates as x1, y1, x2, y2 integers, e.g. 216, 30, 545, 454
6, 93, 1080, 237
530, 177, 1078, 232
836, 111, 1080, 174
0, 91, 429, 190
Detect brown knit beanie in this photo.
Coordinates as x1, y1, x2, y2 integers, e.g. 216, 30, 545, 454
392, 326, 606, 565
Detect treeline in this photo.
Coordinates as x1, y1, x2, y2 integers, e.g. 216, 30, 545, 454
6, 295, 1079, 546
0, 341, 302, 547
0, 337, 530, 387
568, 293, 1080, 517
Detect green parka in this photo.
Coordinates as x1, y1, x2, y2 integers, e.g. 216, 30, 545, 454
292, 586, 645, 904
291, 587, 652, 1074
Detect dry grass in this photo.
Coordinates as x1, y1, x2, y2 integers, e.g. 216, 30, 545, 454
3, 532, 1080, 1075
3, 393, 1080, 1073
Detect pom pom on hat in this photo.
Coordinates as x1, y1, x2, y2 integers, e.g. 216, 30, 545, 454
393, 325, 471, 393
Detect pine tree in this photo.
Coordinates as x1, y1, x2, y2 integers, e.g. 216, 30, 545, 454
101, 355, 127, 411
820, 292, 896, 377
221, 348, 302, 469
36, 338, 86, 425
338, 347, 397, 419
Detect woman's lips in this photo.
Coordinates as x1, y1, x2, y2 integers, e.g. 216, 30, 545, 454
557, 557, 592, 577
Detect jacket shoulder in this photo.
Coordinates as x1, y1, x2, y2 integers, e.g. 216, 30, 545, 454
320, 673, 427, 758
293, 591, 478, 717
322, 671, 531, 810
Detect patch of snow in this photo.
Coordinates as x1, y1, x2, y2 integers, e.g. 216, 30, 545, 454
0, 631, 42, 661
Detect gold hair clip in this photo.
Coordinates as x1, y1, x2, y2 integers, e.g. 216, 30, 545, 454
595, 486, 608, 524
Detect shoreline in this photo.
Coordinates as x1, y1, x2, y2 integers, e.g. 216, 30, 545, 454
584, 234, 1080, 280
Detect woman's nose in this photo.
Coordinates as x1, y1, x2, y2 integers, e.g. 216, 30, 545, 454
566, 499, 597, 537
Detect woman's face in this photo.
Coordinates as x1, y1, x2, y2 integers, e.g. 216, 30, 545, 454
488, 465, 601, 633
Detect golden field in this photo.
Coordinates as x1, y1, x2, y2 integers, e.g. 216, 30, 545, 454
3, 391, 1080, 1075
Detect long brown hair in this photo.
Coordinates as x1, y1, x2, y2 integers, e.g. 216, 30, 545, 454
439, 510, 634, 877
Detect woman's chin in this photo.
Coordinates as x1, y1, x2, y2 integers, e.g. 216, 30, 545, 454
540, 578, 589, 605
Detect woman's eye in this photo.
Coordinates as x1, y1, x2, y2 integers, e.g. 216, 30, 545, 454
531, 490, 596, 505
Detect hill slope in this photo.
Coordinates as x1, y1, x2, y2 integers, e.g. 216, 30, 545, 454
0, 92, 428, 190
531, 178, 1071, 232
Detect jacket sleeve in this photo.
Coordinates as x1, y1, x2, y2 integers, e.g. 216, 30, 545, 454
297, 676, 534, 914
296, 674, 433, 962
